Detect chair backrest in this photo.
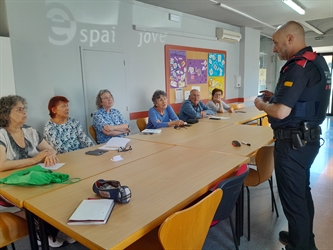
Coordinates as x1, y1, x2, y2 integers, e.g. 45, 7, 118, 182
255, 145, 274, 184
136, 117, 148, 132
229, 103, 245, 110
213, 164, 249, 221
0, 212, 29, 247
89, 125, 97, 143
158, 189, 222, 250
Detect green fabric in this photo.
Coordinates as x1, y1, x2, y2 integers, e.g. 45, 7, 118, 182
0, 165, 69, 186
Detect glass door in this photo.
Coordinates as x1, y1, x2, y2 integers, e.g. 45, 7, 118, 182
322, 54, 333, 116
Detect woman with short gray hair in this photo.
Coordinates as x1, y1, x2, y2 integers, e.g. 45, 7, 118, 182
92, 89, 130, 144
146, 89, 184, 129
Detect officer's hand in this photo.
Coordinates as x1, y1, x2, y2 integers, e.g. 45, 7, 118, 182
254, 97, 265, 111
259, 90, 273, 102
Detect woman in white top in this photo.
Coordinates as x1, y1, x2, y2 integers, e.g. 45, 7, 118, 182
206, 88, 234, 113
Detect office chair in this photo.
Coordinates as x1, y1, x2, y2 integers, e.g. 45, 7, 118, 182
125, 189, 222, 250
0, 212, 29, 250
244, 146, 279, 240
211, 164, 249, 250
136, 117, 148, 132
89, 125, 97, 143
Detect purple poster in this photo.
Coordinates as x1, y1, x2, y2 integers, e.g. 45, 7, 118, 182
169, 50, 187, 88
187, 59, 207, 84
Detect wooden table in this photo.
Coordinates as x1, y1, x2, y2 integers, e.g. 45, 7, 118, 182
24, 146, 249, 250
178, 124, 275, 157
0, 139, 172, 208
128, 121, 232, 145
200, 107, 267, 125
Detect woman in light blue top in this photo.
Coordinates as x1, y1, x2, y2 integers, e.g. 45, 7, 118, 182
146, 90, 185, 129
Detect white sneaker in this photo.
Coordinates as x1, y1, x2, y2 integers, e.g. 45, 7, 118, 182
57, 231, 76, 244
37, 235, 64, 248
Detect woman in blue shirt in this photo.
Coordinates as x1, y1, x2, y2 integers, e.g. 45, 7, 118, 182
146, 90, 185, 129
92, 90, 130, 144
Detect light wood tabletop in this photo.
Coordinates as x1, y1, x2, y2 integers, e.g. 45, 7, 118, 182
200, 106, 267, 125
0, 139, 172, 208
178, 124, 275, 157
128, 121, 232, 145
24, 146, 249, 250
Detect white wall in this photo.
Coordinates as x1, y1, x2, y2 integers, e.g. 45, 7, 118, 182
5, 0, 259, 134
0, 37, 15, 97
239, 27, 260, 106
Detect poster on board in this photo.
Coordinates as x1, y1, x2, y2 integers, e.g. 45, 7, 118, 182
165, 45, 227, 104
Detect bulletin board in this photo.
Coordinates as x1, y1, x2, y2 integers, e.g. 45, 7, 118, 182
165, 44, 227, 104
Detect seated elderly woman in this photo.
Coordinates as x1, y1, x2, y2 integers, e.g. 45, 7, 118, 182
206, 88, 234, 113
146, 90, 184, 129
43, 96, 95, 154
92, 89, 130, 144
0, 95, 75, 247
0, 95, 58, 172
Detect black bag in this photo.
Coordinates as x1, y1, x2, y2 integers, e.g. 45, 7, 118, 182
187, 118, 199, 124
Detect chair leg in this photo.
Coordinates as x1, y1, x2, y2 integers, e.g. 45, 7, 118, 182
246, 186, 250, 241
268, 178, 279, 217
229, 216, 239, 250
11, 243, 16, 250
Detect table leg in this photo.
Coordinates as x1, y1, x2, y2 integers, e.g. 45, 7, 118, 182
25, 209, 39, 250
38, 217, 50, 250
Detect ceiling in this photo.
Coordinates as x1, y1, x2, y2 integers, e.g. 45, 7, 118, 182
0, 0, 332, 46
135, 0, 333, 39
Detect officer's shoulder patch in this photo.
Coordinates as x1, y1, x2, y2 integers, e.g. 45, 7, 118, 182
284, 81, 293, 87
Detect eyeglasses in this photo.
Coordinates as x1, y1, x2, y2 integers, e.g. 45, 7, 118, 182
118, 145, 132, 152
102, 97, 113, 100
14, 107, 28, 113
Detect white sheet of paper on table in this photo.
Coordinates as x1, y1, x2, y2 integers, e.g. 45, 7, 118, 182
39, 163, 65, 170
111, 155, 123, 162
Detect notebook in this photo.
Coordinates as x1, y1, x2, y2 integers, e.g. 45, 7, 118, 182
98, 137, 131, 151
67, 199, 115, 225
141, 129, 162, 134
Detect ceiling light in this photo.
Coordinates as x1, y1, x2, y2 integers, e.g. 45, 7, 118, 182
219, 3, 276, 30
282, 0, 305, 15
209, 0, 219, 3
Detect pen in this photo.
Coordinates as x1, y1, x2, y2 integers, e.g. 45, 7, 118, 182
241, 141, 251, 146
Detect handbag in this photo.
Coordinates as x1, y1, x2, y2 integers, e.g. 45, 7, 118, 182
93, 179, 131, 204
187, 118, 199, 124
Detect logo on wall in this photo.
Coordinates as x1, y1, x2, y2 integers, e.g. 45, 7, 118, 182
46, 2, 116, 47
46, 3, 76, 46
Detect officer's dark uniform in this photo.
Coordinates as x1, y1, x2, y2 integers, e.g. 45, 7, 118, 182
268, 46, 331, 250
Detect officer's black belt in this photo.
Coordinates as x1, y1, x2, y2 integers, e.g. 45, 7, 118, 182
273, 126, 321, 142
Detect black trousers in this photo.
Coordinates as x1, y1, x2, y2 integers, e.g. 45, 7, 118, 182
274, 139, 319, 250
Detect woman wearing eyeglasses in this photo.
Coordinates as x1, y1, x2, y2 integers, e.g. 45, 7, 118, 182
92, 89, 130, 144
146, 90, 184, 129
206, 88, 234, 113
0, 95, 76, 247
43, 96, 95, 154
0, 95, 59, 172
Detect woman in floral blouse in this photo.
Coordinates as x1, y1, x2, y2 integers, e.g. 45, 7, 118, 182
43, 96, 94, 154
92, 89, 130, 144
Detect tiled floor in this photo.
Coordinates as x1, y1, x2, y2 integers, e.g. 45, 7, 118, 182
2, 118, 333, 250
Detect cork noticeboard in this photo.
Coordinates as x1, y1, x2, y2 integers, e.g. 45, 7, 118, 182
164, 44, 227, 104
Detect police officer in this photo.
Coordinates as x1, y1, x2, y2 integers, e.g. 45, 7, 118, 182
254, 21, 331, 250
